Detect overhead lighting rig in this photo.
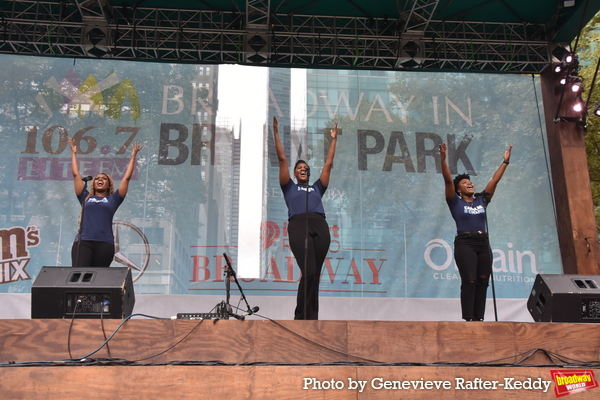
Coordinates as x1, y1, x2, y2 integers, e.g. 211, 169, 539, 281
551, 41, 600, 132
552, 45, 587, 128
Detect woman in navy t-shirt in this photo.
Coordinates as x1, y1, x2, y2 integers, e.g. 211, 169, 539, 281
68, 138, 143, 267
439, 142, 512, 321
272, 116, 338, 320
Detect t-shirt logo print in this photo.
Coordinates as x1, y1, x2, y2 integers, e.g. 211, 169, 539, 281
463, 205, 484, 215
87, 197, 109, 203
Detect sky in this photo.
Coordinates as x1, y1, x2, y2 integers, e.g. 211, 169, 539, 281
216, 65, 307, 278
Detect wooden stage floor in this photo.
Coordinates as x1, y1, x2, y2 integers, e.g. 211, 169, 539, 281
1, 318, 600, 399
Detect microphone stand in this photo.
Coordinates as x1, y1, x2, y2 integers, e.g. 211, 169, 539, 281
218, 253, 259, 320
477, 192, 498, 322
302, 170, 310, 320
74, 178, 90, 267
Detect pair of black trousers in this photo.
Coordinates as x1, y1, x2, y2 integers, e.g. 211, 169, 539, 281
454, 232, 492, 321
71, 240, 115, 267
288, 213, 331, 320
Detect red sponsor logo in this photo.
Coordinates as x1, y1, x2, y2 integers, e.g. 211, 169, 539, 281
551, 370, 598, 397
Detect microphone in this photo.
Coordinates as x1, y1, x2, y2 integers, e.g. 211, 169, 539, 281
242, 306, 260, 317
474, 191, 491, 197
305, 167, 310, 178
82, 176, 93, 182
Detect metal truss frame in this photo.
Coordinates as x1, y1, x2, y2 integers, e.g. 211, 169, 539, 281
400, 0, 440, 33
0, 0, 552, 73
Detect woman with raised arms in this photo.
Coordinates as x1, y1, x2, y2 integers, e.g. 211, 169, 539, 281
439, 142, 512, 321
69, 138, 142, 267
272, 116, 338, 320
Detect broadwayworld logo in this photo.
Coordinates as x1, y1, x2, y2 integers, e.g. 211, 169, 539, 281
551, 370, 599, 397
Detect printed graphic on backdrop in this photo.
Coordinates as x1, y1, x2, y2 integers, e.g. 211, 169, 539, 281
551, 370, 599, 397
0, 54, 561, 301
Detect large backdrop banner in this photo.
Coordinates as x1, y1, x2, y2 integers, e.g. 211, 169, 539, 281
0, 54, 560, 312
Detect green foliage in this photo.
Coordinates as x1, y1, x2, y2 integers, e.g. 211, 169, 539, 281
578, 11, 600, 228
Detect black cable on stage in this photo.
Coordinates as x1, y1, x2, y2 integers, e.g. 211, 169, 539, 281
5, 310, 600, 369
67, 296, 82, 359
130, 318, 205, 363
5, 348, 600, 369
7, 355, 600, 369
100, 304, 112, 359
72, 313, 170, 361
252, 313, 383, 364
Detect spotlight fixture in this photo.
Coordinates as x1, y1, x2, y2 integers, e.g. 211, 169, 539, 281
564, 54, 574, 64
402, 40, 421, 58
554, 65, 563, 73
551, 44, 572, 63
595, 107, 600, 117
87, 28, 106, 47
247, 34, 267, 52
573, 102, 584, 113
560, 77, 567, 85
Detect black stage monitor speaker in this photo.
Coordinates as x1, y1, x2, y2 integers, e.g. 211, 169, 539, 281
527, 274, 600, 323
31, 266, 135, 319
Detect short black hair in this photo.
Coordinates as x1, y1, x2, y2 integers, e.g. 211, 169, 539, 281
453, 173, 470, 192
294, 159, 308, 169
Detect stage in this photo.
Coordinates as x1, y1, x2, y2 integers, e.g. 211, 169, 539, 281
1, 318, 600, 399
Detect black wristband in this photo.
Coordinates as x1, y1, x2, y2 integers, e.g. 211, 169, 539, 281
503, 160, 509, 165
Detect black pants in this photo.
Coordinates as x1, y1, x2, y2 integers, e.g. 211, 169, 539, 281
288, 213, 331, 320
454, 232, 492, 321
71, 240, 115, 267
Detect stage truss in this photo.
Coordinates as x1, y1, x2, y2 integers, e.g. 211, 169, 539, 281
0, 0, 558, 73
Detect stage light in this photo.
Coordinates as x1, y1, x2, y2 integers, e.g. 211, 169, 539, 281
570, 82, 582, 92
573, 102, 584, 113
247, 34, 267, 52
595, 107, 600, 117
560, 77, 567, 85
396, 36, 425, 68
87, 28, 106, 47
564, 54, 574, 64
82, 23, 112, 58
551, 44, 572, 63
554, 65, 563, 73
402, 40, 421, 58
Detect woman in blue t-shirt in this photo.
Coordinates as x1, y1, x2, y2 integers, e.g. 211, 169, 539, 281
272, 116, 338, 320
68, 138, 143, 267
439, 142, 512, 321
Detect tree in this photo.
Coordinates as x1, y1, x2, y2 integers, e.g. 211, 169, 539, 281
578, 11, 600, 231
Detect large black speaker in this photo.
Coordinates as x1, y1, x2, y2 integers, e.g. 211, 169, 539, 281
527, 274, 600, 322
31, 266, 135, 319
